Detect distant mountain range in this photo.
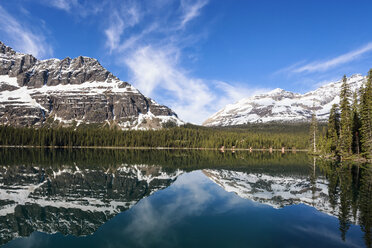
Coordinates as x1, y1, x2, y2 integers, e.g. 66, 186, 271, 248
0, 41, 368, 129
203, 74, 366, 126
0, 41, 183, 129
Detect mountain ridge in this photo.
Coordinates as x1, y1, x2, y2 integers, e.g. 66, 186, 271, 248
203, 74, 366, 126
0, 41, 183, 129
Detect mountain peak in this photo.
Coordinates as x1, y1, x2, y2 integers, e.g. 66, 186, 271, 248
203, 75, 367, 126
0, 41, 16, 55
268, 88, 285, 94
350, 73, 363, 78
0, 40, 183, 129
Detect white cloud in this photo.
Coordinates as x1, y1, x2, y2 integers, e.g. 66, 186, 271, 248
215, 81, 270, 104
117, 24, 158, 52
287, 42, 372, 74
47, 0, 78, 11
39, 0, 105, 17
104, 12, 125, 52
104, 3, 141, 52
125, 45, 216, 124
180, 0, 208, 28
0, 6, 53, 58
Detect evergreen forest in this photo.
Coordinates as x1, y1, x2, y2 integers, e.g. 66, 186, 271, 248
0, 122, 311, 150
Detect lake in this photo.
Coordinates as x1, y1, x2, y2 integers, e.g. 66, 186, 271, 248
0, 148, 371, 248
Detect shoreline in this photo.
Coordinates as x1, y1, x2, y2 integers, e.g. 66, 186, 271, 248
0, 145, 308, 152
0, 145, 370, 164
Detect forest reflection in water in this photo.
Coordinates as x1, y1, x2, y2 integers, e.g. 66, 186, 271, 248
0, 148, 371, 248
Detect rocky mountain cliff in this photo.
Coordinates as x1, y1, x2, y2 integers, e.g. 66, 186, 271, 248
0, 41, 183, 129
203, 74, 366, 126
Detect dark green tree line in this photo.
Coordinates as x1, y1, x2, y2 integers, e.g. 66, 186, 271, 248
0, 124, 310, 149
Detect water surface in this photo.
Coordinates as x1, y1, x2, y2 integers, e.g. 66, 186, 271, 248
0, 148, 370, 248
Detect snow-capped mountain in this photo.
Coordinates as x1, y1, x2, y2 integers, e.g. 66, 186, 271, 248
203, 74, 366, 126
0, 164, 183, 245
0, 41, 183, 129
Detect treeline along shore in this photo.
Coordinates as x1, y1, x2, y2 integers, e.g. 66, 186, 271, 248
0, 123, 311, 150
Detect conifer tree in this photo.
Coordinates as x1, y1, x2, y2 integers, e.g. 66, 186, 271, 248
360, 69, 372, 158
326, 104, 340, 154
339, 75, 353, 157
351, 91, 361, 154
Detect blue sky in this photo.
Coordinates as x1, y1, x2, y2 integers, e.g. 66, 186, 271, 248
0, 0, 372, 124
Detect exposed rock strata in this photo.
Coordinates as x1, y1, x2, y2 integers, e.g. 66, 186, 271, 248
0, 41, 182, 129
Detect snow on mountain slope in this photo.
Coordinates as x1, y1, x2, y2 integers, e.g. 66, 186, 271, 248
203, 74, 366, 126
0, 41, 183, 129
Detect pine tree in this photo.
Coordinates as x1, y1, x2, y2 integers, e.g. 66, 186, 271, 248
339, 75, 353, 157
326, 104, 340, 154
360, 69, 372, 158
351, 91, 361, 154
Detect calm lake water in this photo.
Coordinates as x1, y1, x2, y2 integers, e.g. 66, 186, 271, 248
0, 148, 371, 248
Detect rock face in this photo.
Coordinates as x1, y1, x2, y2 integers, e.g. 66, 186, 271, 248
0, 41, 183, 129
0, 164, 183, 245
203, 74, 366, 126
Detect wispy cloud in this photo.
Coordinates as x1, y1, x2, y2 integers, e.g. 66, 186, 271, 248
39, 0, 105, 17
179, 0, 208, 28
117, 24, 158, 52
98, 0, 214, 123
99, 0, 269, 124
124, 45, 216, 123
282, 42, 372, 74
215, 81, 270, 104
47, 0, 78, 11
0, 5, 53, 58
104, 2, 141, 52
104, 12, 125, 52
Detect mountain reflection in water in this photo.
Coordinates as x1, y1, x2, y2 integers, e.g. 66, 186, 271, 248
0, 163, 182, 245
0, 148, 371, 248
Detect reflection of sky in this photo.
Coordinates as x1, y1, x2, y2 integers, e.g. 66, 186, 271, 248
120, 171, 248, 247
3, 170, 365, 248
